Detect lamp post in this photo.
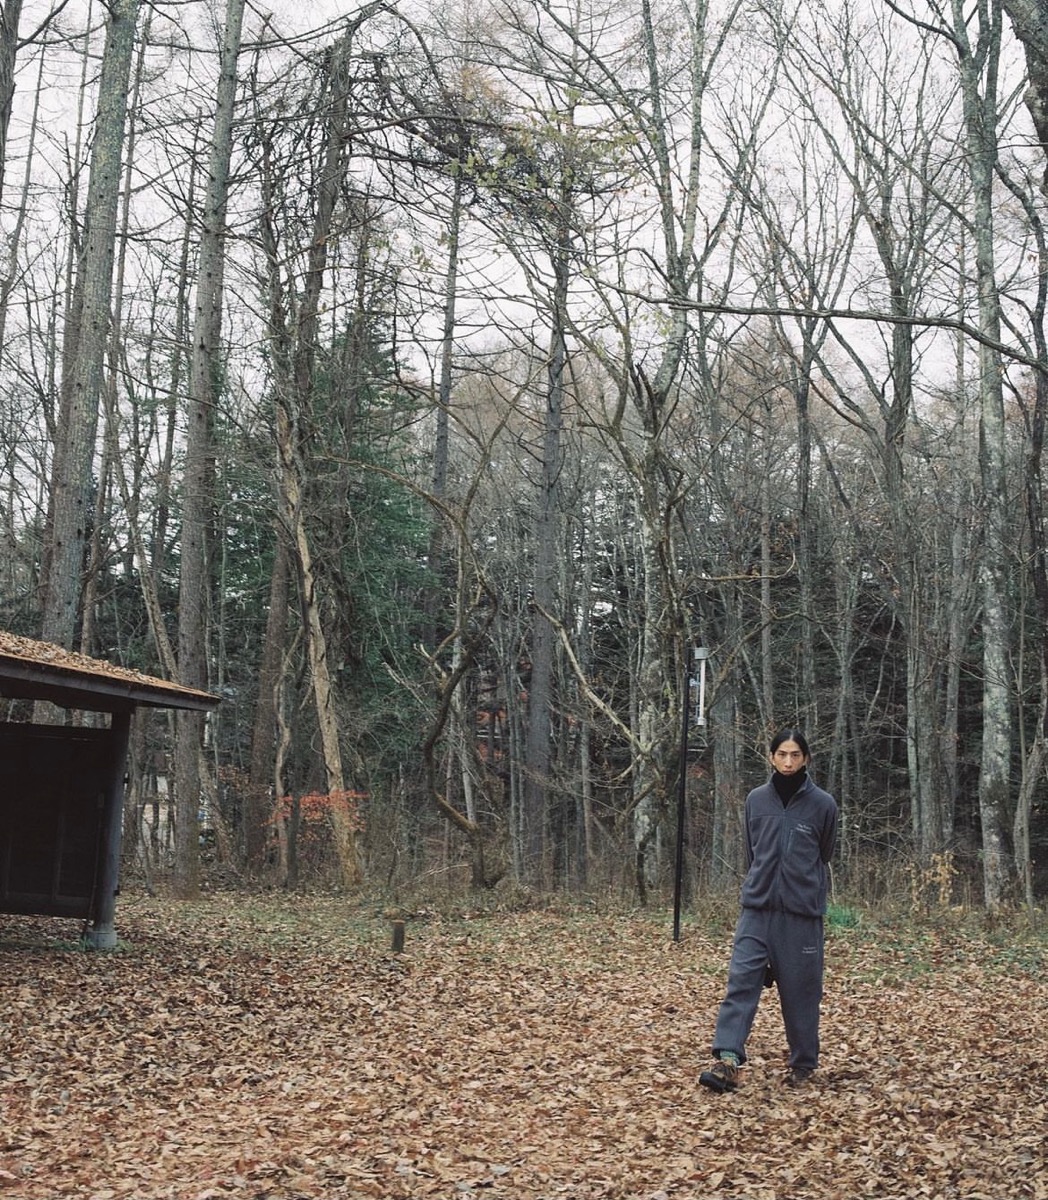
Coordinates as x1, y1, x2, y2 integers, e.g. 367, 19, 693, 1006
673, 645, 708, 942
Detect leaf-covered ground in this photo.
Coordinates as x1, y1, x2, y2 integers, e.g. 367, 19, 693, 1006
0, 893, 1045, 1200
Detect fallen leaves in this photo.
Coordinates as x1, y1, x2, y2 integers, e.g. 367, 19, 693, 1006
0, 896, 1045, 1199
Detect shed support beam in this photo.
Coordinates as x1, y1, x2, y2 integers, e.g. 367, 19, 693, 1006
84, 710, 131, 949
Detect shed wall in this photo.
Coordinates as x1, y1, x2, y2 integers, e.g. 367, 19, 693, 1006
0, 724, 112, 919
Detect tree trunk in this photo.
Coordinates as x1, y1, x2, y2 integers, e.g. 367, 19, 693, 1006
522, 243, 567, 887
247, 533, 291, 872
951, 0, 1012, 908
1002, 0, 1048, 189
792, 343, 818, 729
425, 170, 462, 650
0, 18, 39, 354
710, 649, 742, 888
83, 6, 152, 667
41, 0, 140, 651
175, 0, 245, 899
258, 32, 370, 888
0, 0, 23, 201
759, 409, 774, 726
1001, 0, 1048, 908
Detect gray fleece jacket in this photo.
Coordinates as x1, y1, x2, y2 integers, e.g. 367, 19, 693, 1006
739, 772, 838, 917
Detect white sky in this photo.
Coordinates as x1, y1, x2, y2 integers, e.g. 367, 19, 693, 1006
5, 0, 1040, 409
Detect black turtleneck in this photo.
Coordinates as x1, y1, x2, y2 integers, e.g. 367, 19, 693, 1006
772, 767, 807, 804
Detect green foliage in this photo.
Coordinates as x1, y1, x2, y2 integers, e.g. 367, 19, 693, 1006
827, 902, 862, 930
285, 324, 433, 802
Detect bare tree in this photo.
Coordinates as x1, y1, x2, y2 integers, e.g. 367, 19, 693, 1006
254, 18, 395, 889
1002, 0, 1048, 188
944, 0, 1013, 908
0, 0, 23, 200
173, 0, 246, 899
41, 0, 140, 651
758, 0, 968, 861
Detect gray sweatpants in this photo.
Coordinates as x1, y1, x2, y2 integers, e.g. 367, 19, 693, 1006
711, 906, 825, 1070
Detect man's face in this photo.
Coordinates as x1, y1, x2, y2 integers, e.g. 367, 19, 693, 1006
771, 740, 808, 775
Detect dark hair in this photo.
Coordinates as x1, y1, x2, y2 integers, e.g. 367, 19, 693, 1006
770, 728, 811, 758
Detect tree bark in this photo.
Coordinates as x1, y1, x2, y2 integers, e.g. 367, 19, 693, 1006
0, 0, 23, 202
258, 30, 379, 888
521, 226, 567, 888
950, 0, 1012, 908
41, 0, 140, 651
174, 0, 245, 899
1002, 0, 1048, 188
247, 534, 291, 872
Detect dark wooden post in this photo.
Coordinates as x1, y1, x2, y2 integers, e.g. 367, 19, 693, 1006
85, 709, 131, 949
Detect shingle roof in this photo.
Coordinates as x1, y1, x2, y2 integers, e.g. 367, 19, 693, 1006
0, 631, 220, 713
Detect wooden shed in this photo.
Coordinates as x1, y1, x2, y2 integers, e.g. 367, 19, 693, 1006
0, 631, 219, 947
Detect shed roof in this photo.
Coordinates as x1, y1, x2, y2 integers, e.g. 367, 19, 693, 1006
0, 631, 220, 713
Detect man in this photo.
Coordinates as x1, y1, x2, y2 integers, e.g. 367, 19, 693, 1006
699, 729, 838, 1092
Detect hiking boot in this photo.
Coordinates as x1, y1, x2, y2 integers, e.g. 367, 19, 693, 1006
785, 1066, 814, 1088
699, 1057, 739, 1093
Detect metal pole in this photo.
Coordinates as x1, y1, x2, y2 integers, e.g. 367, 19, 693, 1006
673, 647, 708, 942
673, 648, 694, 942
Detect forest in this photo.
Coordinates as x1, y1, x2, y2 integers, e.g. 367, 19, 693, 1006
2, 0, 1048, 912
